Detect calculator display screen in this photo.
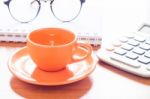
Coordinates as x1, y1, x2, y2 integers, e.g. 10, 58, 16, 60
138, 24, 150, 33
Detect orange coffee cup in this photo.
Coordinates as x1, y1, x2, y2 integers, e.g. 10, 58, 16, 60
27, 28, 92, 71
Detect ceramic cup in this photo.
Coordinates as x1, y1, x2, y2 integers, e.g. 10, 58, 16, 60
27, 28, 92, 71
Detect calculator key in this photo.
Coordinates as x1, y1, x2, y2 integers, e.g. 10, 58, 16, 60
134, 36, 145, 42
147, 66, 150, 71
126, 33, 135, 39
112, 40, 122, 47
128, 39, 140, 46
125, 52, 138, 60
138, 56, 150, 64
119, 36, 128, 43
132, 47, 145, 55
139, 43, 150, 50
145, 39, 150, 45
110, 54, 141, 68
114, 48, 127, 55
121, 43, 134, 51
144, 52, 150, 58
105, 44, 115, 51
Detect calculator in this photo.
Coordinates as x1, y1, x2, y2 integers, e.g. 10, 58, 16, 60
96, 24, 150, 77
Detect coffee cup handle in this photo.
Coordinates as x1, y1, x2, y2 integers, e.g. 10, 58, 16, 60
72, 43, 92, 62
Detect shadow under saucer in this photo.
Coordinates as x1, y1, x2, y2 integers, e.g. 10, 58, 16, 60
10, 76, 92, 99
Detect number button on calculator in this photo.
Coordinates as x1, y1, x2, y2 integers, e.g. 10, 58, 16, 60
97, 33, 150, 77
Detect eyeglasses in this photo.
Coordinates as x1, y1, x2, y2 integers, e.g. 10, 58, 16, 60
4, 0, 85, 23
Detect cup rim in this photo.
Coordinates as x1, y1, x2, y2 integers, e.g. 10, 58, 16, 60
27, 27, 77, 48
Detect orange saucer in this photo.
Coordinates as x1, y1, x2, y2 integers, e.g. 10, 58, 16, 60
8, 47, 97, 86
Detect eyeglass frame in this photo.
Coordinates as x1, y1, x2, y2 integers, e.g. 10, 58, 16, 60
4, 0, 86, 23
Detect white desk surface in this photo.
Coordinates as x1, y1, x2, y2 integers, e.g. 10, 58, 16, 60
0, 0, 150, 99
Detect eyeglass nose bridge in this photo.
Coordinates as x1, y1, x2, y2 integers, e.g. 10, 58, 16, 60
81, 0, 85, 3
40, 0, 53, 3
